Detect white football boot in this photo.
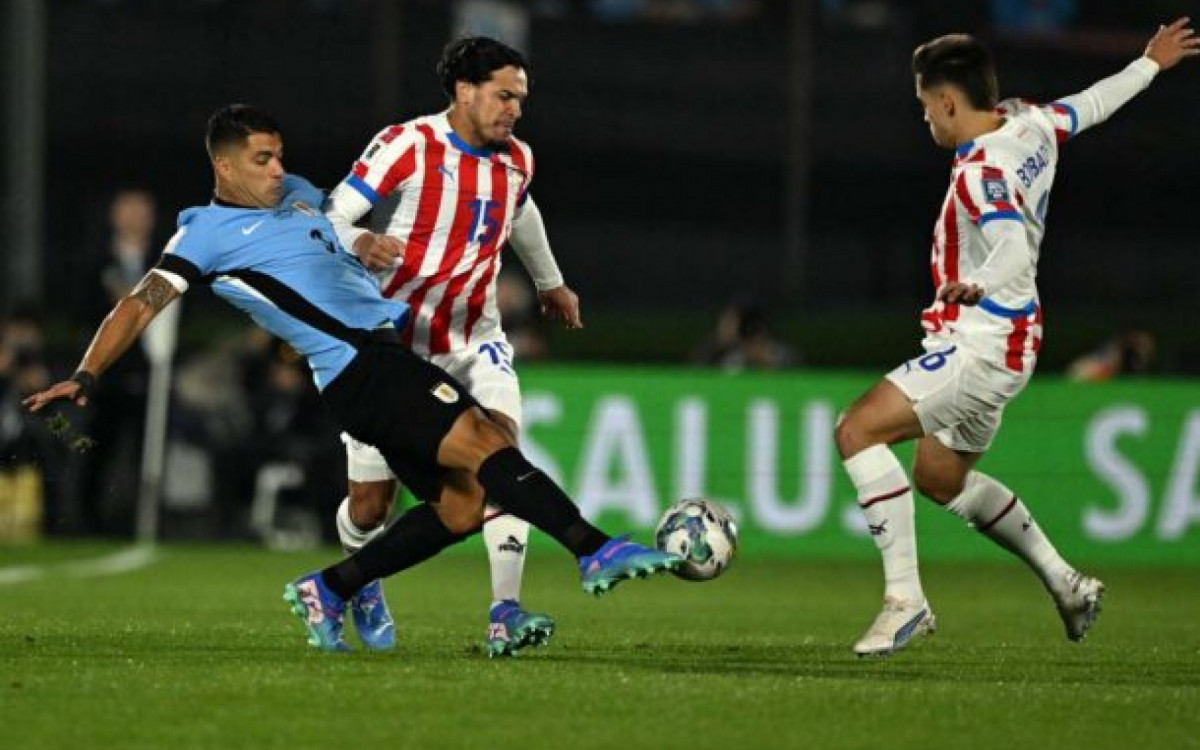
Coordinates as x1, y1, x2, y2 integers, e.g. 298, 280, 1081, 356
853, 597, 936, 657
1052, 570, 1105, 642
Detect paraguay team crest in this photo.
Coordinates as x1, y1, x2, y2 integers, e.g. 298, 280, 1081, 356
431, 382, 460, 404
982, 178, 1010, 203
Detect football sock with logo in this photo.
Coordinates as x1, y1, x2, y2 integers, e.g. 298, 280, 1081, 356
321, 502, 466, 600
946, 471, 1072, 591
843, 445, 925, 603
477, 446, 609, 559
482, 507, 530, 604
335, 496, 386, 554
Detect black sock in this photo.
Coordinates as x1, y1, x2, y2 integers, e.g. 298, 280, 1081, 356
476, 446, 609, 558
321, 502, 467, 599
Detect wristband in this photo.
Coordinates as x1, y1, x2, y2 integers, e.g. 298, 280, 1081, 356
71, 370, 97, 399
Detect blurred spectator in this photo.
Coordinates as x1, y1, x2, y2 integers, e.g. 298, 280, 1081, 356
76, 188, 162, 536
692, 300, 799, 372
1067, 330, 1156, 382
496, 268, 550, 361
0, 306, 61, 540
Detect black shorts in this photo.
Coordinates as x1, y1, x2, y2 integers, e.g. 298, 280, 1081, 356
322, 340, 479, 502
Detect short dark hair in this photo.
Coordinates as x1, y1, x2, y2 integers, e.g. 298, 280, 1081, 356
912, 34, 998, 111
437, 36, 529, 100
205, 104, 281, 158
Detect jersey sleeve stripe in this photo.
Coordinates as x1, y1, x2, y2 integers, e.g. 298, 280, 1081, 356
978, 296, 1038, 319
345, 174, 382, 205
1050, 101, 1079, 137
156, 253, 203, 285
977, 210, 1023, 226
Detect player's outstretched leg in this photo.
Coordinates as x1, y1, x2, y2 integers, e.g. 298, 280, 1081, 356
577, 534, 683, 597
486, 599, 556, 658
336, 495, 396, 651
944, 471, 1105, 642
482, 509, 556, 656
853, 597, 937, 657
474, 447, 682, 596
283, 571, 351, 652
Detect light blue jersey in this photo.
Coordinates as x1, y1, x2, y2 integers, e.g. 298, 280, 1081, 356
157, 175, 408, 390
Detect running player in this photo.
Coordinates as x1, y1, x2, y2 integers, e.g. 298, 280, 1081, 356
23, 104, 681, 653
322, 37, 581, 656
835, 19, 1198, 656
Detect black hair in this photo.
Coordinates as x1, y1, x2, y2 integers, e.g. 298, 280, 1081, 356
437, 36, 529, 100
912, 34, 999, 111
205, 104, 281, 158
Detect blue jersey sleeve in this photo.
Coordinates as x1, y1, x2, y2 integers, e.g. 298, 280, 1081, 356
157, 209, 222, 284
281, 174, 326, 211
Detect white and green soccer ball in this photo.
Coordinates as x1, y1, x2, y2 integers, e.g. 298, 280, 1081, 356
654, 499, 738, 581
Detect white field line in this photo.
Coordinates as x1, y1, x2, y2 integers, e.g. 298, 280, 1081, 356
0, 544, 159, 586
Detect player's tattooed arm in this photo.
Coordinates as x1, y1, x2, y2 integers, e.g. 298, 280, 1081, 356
130, 271, 181, 313
23, 271, 182, 412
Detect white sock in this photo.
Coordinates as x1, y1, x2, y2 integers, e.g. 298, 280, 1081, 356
946, 471, 1072, 591
844, 445, 925, 603
482, 505, 529, 605
335, 496, 386, 554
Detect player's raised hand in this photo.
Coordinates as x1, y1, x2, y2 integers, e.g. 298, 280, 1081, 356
1145, 17, 1199, 71
23, 379, 88, 412
937, 281, 986, 306
538, 285, 583, 329
353, 232, 405, 272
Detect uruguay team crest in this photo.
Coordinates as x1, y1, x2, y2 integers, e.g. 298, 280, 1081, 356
982, 178, 1010, 203
431, 382, 459, 404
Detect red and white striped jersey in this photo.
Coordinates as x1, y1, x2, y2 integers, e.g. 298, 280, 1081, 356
325, 112, 534, 355
921, 98, 1078, 373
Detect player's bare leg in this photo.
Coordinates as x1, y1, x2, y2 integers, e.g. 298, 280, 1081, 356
916, 437, 1105, 641
836, 379, 935, 656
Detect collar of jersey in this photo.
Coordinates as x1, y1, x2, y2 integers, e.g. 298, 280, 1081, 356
445, 129, 494, 158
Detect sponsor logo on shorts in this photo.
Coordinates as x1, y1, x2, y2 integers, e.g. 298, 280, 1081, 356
431, 382, 460, 404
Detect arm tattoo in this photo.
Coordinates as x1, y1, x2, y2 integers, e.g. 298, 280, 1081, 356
131, 272, 178, 312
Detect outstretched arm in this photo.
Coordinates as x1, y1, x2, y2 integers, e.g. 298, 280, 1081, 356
1056, 17, 1198, 136
23, 271, 180, 411
510, 197, 582, 329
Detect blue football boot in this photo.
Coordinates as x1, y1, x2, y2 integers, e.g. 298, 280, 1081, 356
282, 572, 351, 652
578, 535, 683, 597
486, 599, 555, 658
349, 579, 396, 651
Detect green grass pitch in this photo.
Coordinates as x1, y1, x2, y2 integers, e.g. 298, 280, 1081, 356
2, 543, 1198, 750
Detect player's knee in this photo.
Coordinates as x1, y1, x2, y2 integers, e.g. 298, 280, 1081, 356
834, 415, 870, 458
433, 494, 485, 535
912, 467, 962, 505
348, 481, 395, 529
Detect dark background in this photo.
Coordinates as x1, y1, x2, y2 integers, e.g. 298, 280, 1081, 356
4, 0, 1198, 370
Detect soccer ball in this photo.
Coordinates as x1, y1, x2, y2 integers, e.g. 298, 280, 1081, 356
653, 499, 738, 581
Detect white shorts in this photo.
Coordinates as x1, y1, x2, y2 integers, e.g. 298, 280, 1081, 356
343, 335, 521, 483
885, 343, 1030, 453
